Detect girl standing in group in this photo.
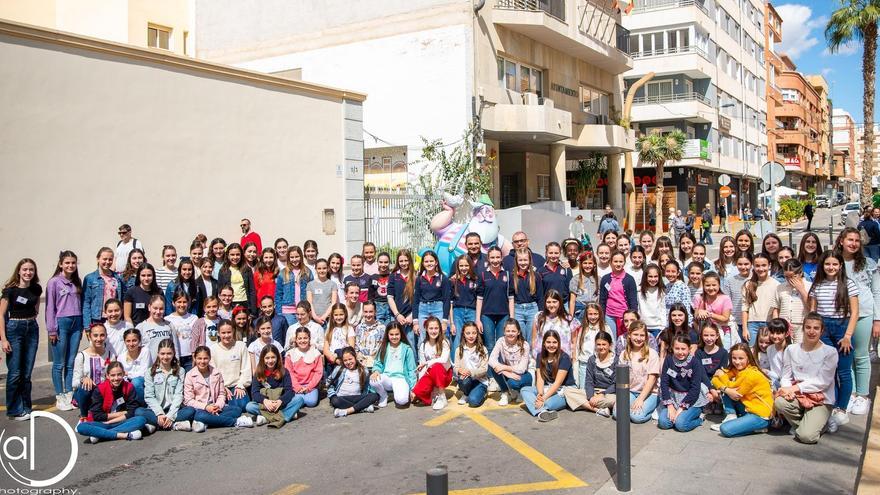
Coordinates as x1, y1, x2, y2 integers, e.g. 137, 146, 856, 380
627, 246, 646, 284
734, 230, 754, 258
303, 240, 319, 277
771, 259, 810, 344
836, 227, 880, 416
196, 258, 218, 312
355, 301, 385, 370
121, 249, 146, 291
595, 243, 613, 280
217, 286, 235, 320
211, 320, 252, 412
538, 243, 572, 306
638, 264, 666, 338
247, 316, 283, 371
511, 249, 543, 345
798, 233, 823, 282
693, 272, 734, 348
218, 243, 257, 316
327, 253, 347, 301
72, 324, 113, 420
476, 247, 513, 356
307, 259, 337, 327
521, 330, 574, 422
713, 237, 737, 280
413, 250, 451, 341
531, 290, 578, 359
82, 247, 123, 328
209, 238, 226, 280
274, 238, 289, 270
245, 345, 304, 427
658, 303, 692, 362
285, 327, 324, 409
103, 299, 131, 357
188, 241, 205, 275
663, 261, 692, 319
137, 338, 190, 432
774, 313, 839, 443
573, 302, 610, 387
164, 259, 200, 317
191, 296, 221, 348
677, 233, 696, 265
181, 346, 253, 432
75, 361, 146, 443
569, 252, 599, 320
454, 322, 489, 407
762, 233, 784, 279
370, 252, 393, 325
284, 301, 325, 352
742, 254, 780, 345
242, 242, 259, 274
124, 264, 161, 327
599, 252, 638, 336
323, 304, 356, 376
614, 323, 660, 424
449, 255, 478, 361
658, 335, 708, 432
154, 245, 178, 292
45, 251, 82, 413
275, 246, 312, 326
808, 250, 859, 432
370, 322, 417, 408
639, 231, 656, 259
711, 343, 773, 437
136, 295, 177, 359
329, 347, 379, 417
489, 319, 532, 405
651, 236, 674, 263
412, 316, 452, 410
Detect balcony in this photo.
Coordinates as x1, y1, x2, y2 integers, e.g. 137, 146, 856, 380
629, 44, 714, 78
481, 94, 573, 143
626, 0, 713, 32
564, 121, 635, 152
632, 0, 708, 15
630, 92, 715, 123
493, 0, 633, 73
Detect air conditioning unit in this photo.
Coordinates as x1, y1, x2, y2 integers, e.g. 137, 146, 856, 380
523, 92, 540, 105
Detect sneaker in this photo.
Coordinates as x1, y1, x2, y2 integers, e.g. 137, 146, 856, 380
651, 409, 659, 422
596, 408, 611, 418
11, 413, 30, 422
87, 436, 99, 444
851, 396, 872, 416
832, 408, 850, 427
64, 392, 75, 411
458, 396, 468, 405
334, 408, 347, 418
144, 424, 156, 435
847, 394, 857, 413
498, 392, 509, 406
770, 416, 784, 429
126, 430, 143, 441
377, 398, 388, 409
192, 421, 207, 433
255, 415, 268, 426
537, 410, 559, 422
826, 416, 839, 434
56, 394, 74, 412
433, 394, 447, 411
509, 389, 520, 404
172, 421, 191, 432
364, 405, 375, 413
488, 378, 500, 392
234, 416, 254, 428
870, 349, 879, 363
710, 413, 737, 432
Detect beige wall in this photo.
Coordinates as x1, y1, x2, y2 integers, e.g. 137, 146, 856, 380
0, 21, 365, 281
128, 0, 189, 54
0, 0, 56, 26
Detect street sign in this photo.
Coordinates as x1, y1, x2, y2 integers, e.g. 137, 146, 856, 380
642, 183, 648, 195
719, 186, 732, 198
753, 220, 775, 238
761, 161, 785, 185
718, 174, 731, 186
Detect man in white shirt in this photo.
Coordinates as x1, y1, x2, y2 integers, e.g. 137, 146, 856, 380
115, 224, 144, 273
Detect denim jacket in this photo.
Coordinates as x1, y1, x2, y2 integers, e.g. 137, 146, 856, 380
82, 270, 124, 325
274, 271, 310, 314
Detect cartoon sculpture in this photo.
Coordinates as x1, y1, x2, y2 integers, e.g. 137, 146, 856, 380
429, 192, 512, 274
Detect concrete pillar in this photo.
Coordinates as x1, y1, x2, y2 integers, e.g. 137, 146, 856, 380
607, 153, 623, 210
550, 144, 566, 202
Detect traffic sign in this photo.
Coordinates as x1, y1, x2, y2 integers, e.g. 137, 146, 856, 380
719, 186, 732, 198
718, 174, 731, 186
761, 161, 785, 186
642, 183, 648, 195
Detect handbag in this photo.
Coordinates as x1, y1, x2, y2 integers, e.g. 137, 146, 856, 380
792, 380, 825, 409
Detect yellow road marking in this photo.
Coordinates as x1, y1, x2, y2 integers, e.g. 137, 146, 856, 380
269, 483, 309, 495
0, 404, 58, 413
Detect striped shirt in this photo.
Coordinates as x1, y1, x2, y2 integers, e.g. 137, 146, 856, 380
154, 267, 177, 292
725, 273, 749, 325
811, 279, 859, 318
770, 279, 811, 325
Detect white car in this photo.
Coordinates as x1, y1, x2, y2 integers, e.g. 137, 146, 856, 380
842, 202, 862, 228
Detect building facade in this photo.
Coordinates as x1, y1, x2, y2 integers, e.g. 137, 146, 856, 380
774, 55, 824, 191
833, 108, 860, 199
764, 1, 782, 165
623, 0, 768, 217
193, 0, 635, 214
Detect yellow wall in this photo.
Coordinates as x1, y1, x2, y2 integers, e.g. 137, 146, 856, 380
128, 0, 189, 55
0, 0, 56, 26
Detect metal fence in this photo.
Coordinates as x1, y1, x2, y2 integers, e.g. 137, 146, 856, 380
364, 192, 438, 250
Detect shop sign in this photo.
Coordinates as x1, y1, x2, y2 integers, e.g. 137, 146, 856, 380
551, 82, 578, 98
683, 139, 710, 159
719, 116, 731, 133
697, 175, 710, 186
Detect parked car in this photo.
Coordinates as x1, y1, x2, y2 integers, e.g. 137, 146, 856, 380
815, 194, 829, 208
835, 192, 847, 206
842, 202, 862, 228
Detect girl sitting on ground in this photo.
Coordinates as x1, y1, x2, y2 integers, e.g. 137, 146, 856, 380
564, 330, 616, 418
75, 361, 146, 443
412, 316, 452, 410
137, 338, 189, 433
181, 345, 253, 432
284, 327, 323, 408
658, 335, 708, 432
711, 343, 773, 437
329, 346, 380, 417
245, 345, 304, 427
453, 322, 489, 408
72, 324, 113, 420
369, 322, 417, 408
521, 330, 574, 422
488, 319, 532, 406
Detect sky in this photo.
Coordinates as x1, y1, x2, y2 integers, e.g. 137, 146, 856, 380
775, 1, 874, 123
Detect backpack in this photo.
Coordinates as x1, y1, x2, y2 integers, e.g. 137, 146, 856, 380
117, 238, 140, 249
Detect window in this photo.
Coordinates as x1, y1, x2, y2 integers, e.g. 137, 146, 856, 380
520, 65, 543, 96
498, 56, 541, 95
646, 80, 673, 100
147, 24, 171, 50
505, 59, 517, 91
537, 175, 550, 201
781, 89, 800, 102
581, 86, 610, 120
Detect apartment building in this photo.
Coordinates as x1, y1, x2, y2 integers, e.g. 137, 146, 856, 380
833, 108, 859, 198
0, 0, 194, 55
805, 75, 832, 191
774, 55, 825, 191
764, 1, 782, 164
194, 0, 635, 212
624, 0, 768, 216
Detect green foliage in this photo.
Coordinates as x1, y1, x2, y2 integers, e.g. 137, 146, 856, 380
573, 154, 607, 208
636, 129, 687, 166
777, 197, 809, 224
872, 191, 880, 208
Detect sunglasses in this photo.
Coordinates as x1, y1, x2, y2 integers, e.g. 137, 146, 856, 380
118, 231, 129, 235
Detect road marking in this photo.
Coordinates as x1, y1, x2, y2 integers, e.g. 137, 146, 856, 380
0, 404, 58, 413
414, 398, 588, 495
269, 483, 309, 495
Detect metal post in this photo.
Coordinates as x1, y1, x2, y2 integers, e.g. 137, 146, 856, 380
642, 194, 646, 230
427, 465, 448, 495
615, 365, 631, 492
829, 213, 834, 246
788, 231, 793, 250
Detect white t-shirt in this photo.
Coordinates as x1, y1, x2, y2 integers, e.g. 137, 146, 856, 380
120, 347, 152, 379
105, 320, 133, 357
136, 319, 178, 359
247, 339, 283, 361
285, 321, 325, 351
165, 313, 198, 358
115, 238, 143, 273
337, 368, 363, 396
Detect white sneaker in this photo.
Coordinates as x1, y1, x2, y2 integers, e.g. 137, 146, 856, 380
192, 421, 207, 433
509, 389, 520, 404
711, 414, 737, 432
498, 392, 509, 406
11, 413, 30, 421
851, 396, 872, 416
488, 378, 500, 392
651, 409, 659, 421
234, 416, 254, 428
377, 398, 388, 408
334, 408, 347, 418
126, 430, 142, 441
537, 410, 559, 422
56, 394, 74, 412
364, 405, 375, 413
65, 391, 74, 408
433, 394, 447, 411
172, 421, 191, 432
144, 424, 156, 435
832, 408, 850, 427
458, 396, 468, 405
826, 416, 839, 434
596, 408, 611, 418
87, 436, 99, 444
255, 415, 268, 426
847, 394, 856, 413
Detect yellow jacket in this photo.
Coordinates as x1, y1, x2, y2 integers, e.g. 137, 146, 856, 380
711, 365, 773, 419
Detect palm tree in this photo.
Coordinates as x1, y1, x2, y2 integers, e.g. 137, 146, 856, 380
637, 129, 686, 236
826, 0, 879, 205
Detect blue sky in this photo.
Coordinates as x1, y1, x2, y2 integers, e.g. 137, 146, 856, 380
775, 1, 873, 122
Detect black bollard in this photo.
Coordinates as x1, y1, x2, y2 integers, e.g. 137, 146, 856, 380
829, 213, 834, 246
616, 365, 631, 492
427, 465, 448, 495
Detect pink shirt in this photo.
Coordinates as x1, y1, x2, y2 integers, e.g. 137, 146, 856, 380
619, 347, 660, 394
692, 293, 733, 329
605, 271, 628, 318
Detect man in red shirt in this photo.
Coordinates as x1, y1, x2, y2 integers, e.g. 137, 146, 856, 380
240, 218, 262, 252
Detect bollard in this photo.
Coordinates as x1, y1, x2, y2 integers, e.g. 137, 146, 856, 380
788, 231, 793, 249
615, 365, 631, 492
426, 465, 448, 495
829, 214, 834, 246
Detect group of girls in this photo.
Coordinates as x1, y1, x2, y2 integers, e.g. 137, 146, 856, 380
1, 224, 874, 446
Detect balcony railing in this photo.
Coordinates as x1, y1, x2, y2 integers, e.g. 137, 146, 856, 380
630, 44, 709, 61
632, 0, 708, 15
632, 92, 712, 106
496, 0, 566, 21
615, 24, 630, 53
576, 0, 631, 53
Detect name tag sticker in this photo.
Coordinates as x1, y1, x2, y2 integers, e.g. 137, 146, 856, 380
604, 367, 614, 376
666, 368, 678, 378
604, 283, 611, 291
154, 374, 165, 385
114, 397, 125, 407
701, 358, 713, 365
230, 354, 240, 362
314, 289, 323, 295
15, 296, 28, 304
135, 303, 146, 309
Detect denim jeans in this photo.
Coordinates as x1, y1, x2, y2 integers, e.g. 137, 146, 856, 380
130, 377, 146, 406
295, 388, 320, 408
5, 319, 40, 416
747, 321, 766, 347
375, 302, 393, 326
176, 405, 241, 428
489, 368, 532, 392
417, 301, 444, 347
51, 315, 82, 394
456, 376, 487, 407
864, 245, 880, 262
134, 406, 185, 427
452, 307, 476, 363
281, 313, 297, 327
658, 404, 704, 432
180, 356, 193, 375
719, 395, 770, 437
700, 226, 713, 245
76, 416, 147, 441
73, 387, 94, 418
520, 387, 567, 416
613, 392, 659, 423
514, 302, 539, 345
821, 316, 854, 410
572, 301, 586, 323
480, 315, 508, 357
245, 395, 306, 422
605, 315, 621, 337
226, 386, 251, 411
